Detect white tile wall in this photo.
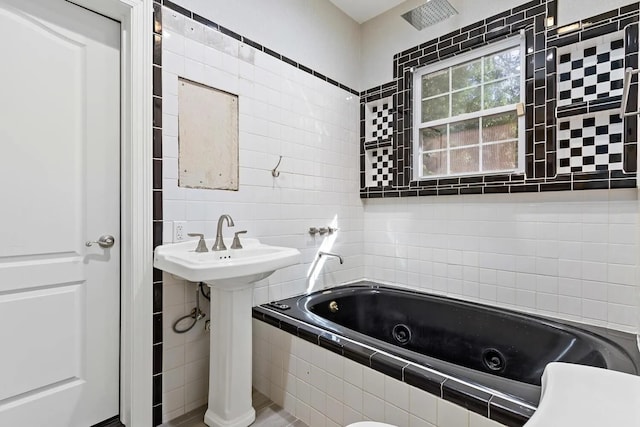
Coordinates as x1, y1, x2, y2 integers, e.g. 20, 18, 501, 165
253, 320, 506, 427
160, 7, 363, 422
363, 189, 640, 333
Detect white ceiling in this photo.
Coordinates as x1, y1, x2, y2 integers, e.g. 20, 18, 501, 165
329, 0, 406, 23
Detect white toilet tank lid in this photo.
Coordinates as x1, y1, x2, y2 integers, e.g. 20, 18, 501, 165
524, 362, 640, 427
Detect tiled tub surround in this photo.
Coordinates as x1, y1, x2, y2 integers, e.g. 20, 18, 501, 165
364, 189, 639, 334
157, 4, 363, 423
251, 315, 521, 427
359, 1, 640, 198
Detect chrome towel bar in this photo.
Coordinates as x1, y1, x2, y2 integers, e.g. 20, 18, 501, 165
619, 67, 640, 118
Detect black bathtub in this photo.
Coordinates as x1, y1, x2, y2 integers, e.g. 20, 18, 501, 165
259, 282, 640, 407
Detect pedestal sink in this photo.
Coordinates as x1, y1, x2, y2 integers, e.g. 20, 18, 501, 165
154, 238, 300, 427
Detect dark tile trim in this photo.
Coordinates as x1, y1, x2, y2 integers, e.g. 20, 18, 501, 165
193, 13, 219, 30
319, 334, 344, 355
343, 341, 376, 365
297, 327, 319, 344
262, 313, 281, 328
152, 405, 163, 427
490, 396, 536, 427
152, 374, 162, 405
442, 380, 492, 417
162, 0, 191, 18
370, 353, 407, 380
403, 364, 446, 396
253, 306, 535, 426
153, 343, 163, 375
152, 10, 164, 426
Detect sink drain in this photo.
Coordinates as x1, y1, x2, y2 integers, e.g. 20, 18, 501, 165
482, 348, 506, 372
392, 324, 412, 345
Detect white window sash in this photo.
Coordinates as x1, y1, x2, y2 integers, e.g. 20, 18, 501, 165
412, 32, 526, 181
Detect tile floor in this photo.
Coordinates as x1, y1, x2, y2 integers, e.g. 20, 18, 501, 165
160, 390, 307, 427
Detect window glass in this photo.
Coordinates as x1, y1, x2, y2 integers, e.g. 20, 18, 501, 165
422, 69, 449, 98
414, 40, 524, 179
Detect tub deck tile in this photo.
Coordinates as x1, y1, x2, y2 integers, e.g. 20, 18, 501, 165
297, 327, 319, 344
442, 379, 492, 417
403, 364, 446, 397
488, 396, 534, 427
371, 353, 408, 380
343, 341, 376, 366
262, 313, 281, 328
318, 334, 344, 355
280, 321, 298, 336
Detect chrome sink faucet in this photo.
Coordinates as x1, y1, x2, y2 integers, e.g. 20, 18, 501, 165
213, 214, 234, 251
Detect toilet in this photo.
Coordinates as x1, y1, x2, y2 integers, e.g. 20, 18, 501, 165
347, 363, 640, 427
524, 362, 640, 426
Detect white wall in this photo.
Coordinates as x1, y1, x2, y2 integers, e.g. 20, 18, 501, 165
170, 0, 362, 89
557, 0, 637, 26
364, 190, 639, 333
160, 6, 364, 422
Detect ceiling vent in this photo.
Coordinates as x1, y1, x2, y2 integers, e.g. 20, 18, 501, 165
401, 0, 458, 30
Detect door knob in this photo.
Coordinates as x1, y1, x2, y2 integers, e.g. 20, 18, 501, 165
86, 235, 115, 248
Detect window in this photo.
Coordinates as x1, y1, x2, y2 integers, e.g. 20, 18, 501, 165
413, 36, 525, 179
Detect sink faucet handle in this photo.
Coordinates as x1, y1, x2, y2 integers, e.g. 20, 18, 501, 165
187, 233, 209, 253
231, 230, 247, 249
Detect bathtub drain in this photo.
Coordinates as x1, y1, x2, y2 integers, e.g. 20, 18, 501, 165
392, 324, 412, 345
482, 348, 506, 372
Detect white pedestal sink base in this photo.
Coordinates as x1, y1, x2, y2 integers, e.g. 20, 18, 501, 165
154, 238, 300, 427
204, 407, 255, 427
204, 285, 256, 427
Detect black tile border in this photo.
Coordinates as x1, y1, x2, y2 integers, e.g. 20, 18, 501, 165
152, 4, 163, 424
370, 353, 407, 380
490, 396, 536, 427
159, 0, 359, 95
253, 306, 534, 427
360, 0, 638, 198
404, 364, 446, 396
442, 380, 492, 417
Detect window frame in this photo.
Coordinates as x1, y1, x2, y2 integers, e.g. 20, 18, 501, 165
412, 34, 526, 181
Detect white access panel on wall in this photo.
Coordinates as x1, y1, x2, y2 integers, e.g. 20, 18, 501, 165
178, 78, 239, 191
0, 0, 121, 425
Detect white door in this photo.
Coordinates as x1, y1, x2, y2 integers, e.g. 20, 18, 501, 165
0, 0, 120, 425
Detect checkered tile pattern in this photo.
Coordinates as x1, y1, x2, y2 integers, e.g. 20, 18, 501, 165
366, 148, 393, 187
366, 97, 394, 142
557, 113, 624, 174
557, 32, 625, 107
371, 104, 393, 140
